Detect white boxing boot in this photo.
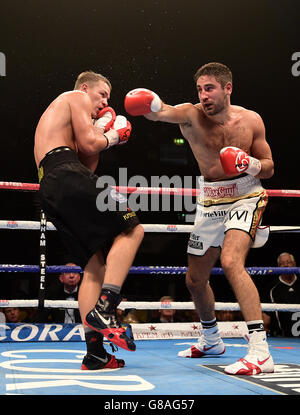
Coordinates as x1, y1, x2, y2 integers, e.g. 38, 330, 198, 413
224, 331, 274, 375
178, 327, 225, 358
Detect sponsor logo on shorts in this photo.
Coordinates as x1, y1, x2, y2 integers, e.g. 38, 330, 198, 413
197, 210, 226, 219
204, 184, 237, 198
123, 211, 136, 220
188, 233, 203, 250
228, 210, 248, 222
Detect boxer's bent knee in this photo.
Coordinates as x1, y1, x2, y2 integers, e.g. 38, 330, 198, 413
186, 268, 210, 293
220, 252, 235, 274
220, 251, 246, 277
122, 223, 144, 243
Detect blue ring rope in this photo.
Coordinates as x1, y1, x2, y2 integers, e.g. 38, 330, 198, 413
0, 265, 299, 275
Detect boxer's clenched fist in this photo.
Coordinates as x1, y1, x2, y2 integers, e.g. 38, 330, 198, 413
124, 88, 162, 116
220, 146, 261, 176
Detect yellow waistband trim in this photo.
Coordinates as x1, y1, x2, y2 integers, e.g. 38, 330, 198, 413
38, 166, 44, 183
198, 190, 267, 207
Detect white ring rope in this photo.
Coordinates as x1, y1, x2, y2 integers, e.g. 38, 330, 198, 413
0, 220, 300, 233
0, 300, 299, 312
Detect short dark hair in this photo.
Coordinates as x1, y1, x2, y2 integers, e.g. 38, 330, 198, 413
74, 71, 112, 90
194, 62, 232, 88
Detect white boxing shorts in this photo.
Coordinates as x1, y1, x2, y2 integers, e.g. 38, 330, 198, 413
187, 175, 269, 256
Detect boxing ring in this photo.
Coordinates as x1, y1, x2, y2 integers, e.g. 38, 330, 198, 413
1, 181, 300, 397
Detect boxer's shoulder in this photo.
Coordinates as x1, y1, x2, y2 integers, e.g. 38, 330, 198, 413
174, 102, 201, 120
231, 105, 262, 122
53, 90, 89, 107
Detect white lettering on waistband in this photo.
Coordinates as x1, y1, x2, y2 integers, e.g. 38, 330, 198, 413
203, 184, 237, 198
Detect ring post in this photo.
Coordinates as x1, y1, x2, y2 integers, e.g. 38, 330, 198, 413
38, 210, 47, 310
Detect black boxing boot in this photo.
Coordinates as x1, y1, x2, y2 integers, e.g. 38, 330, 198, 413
81, 328, 125, 370
84, 289, 136, 352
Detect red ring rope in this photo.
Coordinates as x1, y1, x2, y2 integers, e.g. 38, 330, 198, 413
0, 181, 300, 197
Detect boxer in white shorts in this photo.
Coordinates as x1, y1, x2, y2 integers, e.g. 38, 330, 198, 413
124, 62, 275, 375
188, 174, 269, 256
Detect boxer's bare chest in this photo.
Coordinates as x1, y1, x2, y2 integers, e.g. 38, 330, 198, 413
179, 108, 255, 179
181, 110, 253, 155
201, 120, 253, 153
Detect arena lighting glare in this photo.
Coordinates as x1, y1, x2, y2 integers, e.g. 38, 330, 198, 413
173, 138, 185, 145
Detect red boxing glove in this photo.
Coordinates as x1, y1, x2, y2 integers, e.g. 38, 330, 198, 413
220, 146, 261, 176
94, 107, 116, 132
124, 88, 162, 116
104, 115, 132, 148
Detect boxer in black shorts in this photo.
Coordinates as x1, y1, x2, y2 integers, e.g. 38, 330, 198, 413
34, 71, 144, 370
39, 147, 139, 270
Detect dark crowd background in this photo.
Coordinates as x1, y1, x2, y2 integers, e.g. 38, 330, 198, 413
0, 0, 299, 303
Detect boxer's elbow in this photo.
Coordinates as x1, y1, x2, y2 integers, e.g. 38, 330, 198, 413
263, 169, 274, 179
76, 130, 106, 155
76, 138, 96, 156
266, 159, 274, 178
268, 165, 275, 178
259, 159, 274, 179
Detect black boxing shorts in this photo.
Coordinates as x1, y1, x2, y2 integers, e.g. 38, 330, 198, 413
38, 146, 140, 269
